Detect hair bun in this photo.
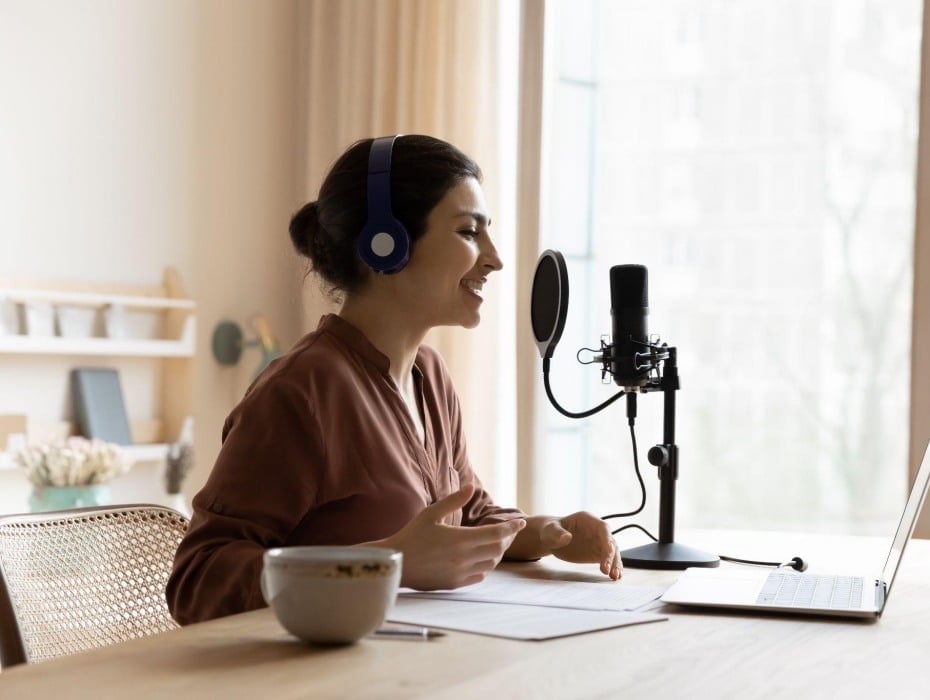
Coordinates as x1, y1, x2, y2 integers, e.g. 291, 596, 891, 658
289, 201, 319, 258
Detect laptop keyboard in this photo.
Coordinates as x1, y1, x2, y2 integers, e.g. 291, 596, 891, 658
756, 571, 864, 609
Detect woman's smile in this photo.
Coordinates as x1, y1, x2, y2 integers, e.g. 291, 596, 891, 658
460, 277, 485, 300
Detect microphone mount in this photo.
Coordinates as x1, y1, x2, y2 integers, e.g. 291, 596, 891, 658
560, 336, 719, 570
609, 344, 718, 569
594, 336, 670, 386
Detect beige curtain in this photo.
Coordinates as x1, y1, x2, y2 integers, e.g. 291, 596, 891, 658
296, 0, 506, 494
514, 0, 545, 513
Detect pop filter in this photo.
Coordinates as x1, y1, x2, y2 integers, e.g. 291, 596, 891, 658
530, 249, 569, 360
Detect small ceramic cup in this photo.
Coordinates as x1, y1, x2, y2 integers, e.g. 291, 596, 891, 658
261, 546, 402, 645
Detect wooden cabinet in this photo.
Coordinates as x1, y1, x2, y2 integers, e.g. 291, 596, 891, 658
0, 268, 194, 472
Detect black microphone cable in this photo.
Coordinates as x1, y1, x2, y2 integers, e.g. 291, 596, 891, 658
601, 397, 647, 522
544, 345, 808, 572
719, 554, 809, 572
610, 525, 809, 572
600, 408, 808, 572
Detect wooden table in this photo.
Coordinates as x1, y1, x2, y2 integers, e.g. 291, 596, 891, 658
1, 531, 928, 699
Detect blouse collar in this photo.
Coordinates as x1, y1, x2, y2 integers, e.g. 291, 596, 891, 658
318, 314, 425, 378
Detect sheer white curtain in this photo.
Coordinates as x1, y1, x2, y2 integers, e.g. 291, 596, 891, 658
295, 0, 514, 496
517, 1, 930, 535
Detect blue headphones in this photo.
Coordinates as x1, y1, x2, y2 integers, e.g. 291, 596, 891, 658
356, 135, 411, 274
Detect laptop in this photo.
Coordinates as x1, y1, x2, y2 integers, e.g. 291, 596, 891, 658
660, 439, 930, 619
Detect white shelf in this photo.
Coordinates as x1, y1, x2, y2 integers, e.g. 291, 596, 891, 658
0, 335, 194, 358
124, 443, 171, 462
0, 287, 195, 311
0, 268, 194, 491
0, 443, 170, 471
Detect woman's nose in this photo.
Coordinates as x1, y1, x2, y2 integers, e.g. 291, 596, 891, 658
481, 239, 503, 272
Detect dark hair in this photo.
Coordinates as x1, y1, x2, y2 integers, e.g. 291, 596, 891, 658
289, 134, 482, 295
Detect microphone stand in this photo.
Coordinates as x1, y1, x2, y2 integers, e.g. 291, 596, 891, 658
619, 346, 719, 569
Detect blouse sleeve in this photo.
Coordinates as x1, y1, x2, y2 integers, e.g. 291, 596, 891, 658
166, 379, 321, 625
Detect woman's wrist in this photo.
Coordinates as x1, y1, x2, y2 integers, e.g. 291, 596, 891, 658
504, 515, 556, 561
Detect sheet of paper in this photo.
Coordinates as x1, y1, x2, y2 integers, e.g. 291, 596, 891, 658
388, 597, 666, 640
398, 567, 666, 612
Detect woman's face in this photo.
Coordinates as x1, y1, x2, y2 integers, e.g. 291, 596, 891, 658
397, 176, 502, 329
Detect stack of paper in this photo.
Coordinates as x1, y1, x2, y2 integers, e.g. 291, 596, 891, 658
388, 568, 667, 640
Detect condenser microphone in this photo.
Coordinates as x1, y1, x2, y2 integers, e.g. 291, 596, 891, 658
530, 250, 569, 360
610, 264, 651, 388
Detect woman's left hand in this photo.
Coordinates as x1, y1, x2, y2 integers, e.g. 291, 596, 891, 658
539, 512, 622, 580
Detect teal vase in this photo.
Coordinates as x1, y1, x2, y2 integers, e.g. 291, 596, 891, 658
29, 485, 112, 513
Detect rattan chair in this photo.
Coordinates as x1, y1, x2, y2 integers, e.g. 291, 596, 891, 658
0, 504, 189, 668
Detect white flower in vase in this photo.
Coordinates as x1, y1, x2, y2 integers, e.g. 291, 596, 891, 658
14, 437, 133, 487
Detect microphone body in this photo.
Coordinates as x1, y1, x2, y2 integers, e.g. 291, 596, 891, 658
610, 264, 651, 389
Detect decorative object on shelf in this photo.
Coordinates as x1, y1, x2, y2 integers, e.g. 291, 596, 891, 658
55, 305, 99, 338
71, 367, 133, 445
0, 297, 18, 335
164, 443, 193, 494
212, 313, 283, 378
161, 415, 194, 517
27, 484, 112, 512
103, 303, 128, 339
13, 437, 134, 512
0, 414, 28, 453
22, 300, 55, 337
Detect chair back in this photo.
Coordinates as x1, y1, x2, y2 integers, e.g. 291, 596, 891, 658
0, 504, 189, 668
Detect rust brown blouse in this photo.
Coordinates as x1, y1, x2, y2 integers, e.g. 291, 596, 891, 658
167, 314, 523, 624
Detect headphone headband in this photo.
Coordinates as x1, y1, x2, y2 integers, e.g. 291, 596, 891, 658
366, 136, 396, 217
357, 135, 410, 274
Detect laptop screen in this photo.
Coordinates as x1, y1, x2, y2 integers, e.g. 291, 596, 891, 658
880, 439, 930, 596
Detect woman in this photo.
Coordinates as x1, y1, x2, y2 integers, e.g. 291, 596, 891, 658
167, 135, 621, 625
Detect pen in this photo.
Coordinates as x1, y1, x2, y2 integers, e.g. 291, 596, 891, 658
373, 627, 445, 640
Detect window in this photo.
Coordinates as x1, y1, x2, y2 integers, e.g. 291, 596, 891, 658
537, 0, 922, 534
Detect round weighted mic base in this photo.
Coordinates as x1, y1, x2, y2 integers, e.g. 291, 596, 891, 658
621, 542, 720, 570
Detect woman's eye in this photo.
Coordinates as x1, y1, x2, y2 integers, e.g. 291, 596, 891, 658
458, 229, 479, 238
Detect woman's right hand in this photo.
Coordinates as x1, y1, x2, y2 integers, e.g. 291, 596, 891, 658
379, 484, 526, 590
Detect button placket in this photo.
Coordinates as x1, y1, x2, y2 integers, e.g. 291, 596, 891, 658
384, 372, 434, 501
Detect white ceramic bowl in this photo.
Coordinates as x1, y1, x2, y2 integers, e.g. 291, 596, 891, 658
261, 546, 402, 645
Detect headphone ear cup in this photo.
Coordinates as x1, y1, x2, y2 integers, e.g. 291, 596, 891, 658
357, 219, 410, 274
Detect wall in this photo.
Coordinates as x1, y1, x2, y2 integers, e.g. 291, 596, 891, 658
0, 0, 303, 511
186, 0, 303, 500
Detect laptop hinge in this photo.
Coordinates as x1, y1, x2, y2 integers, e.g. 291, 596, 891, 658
874, 579, 887, 613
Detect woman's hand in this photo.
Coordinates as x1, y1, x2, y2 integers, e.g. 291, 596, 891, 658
376, 484, 526, 591
507, 512, 622, 581
544, 512, 622, 580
